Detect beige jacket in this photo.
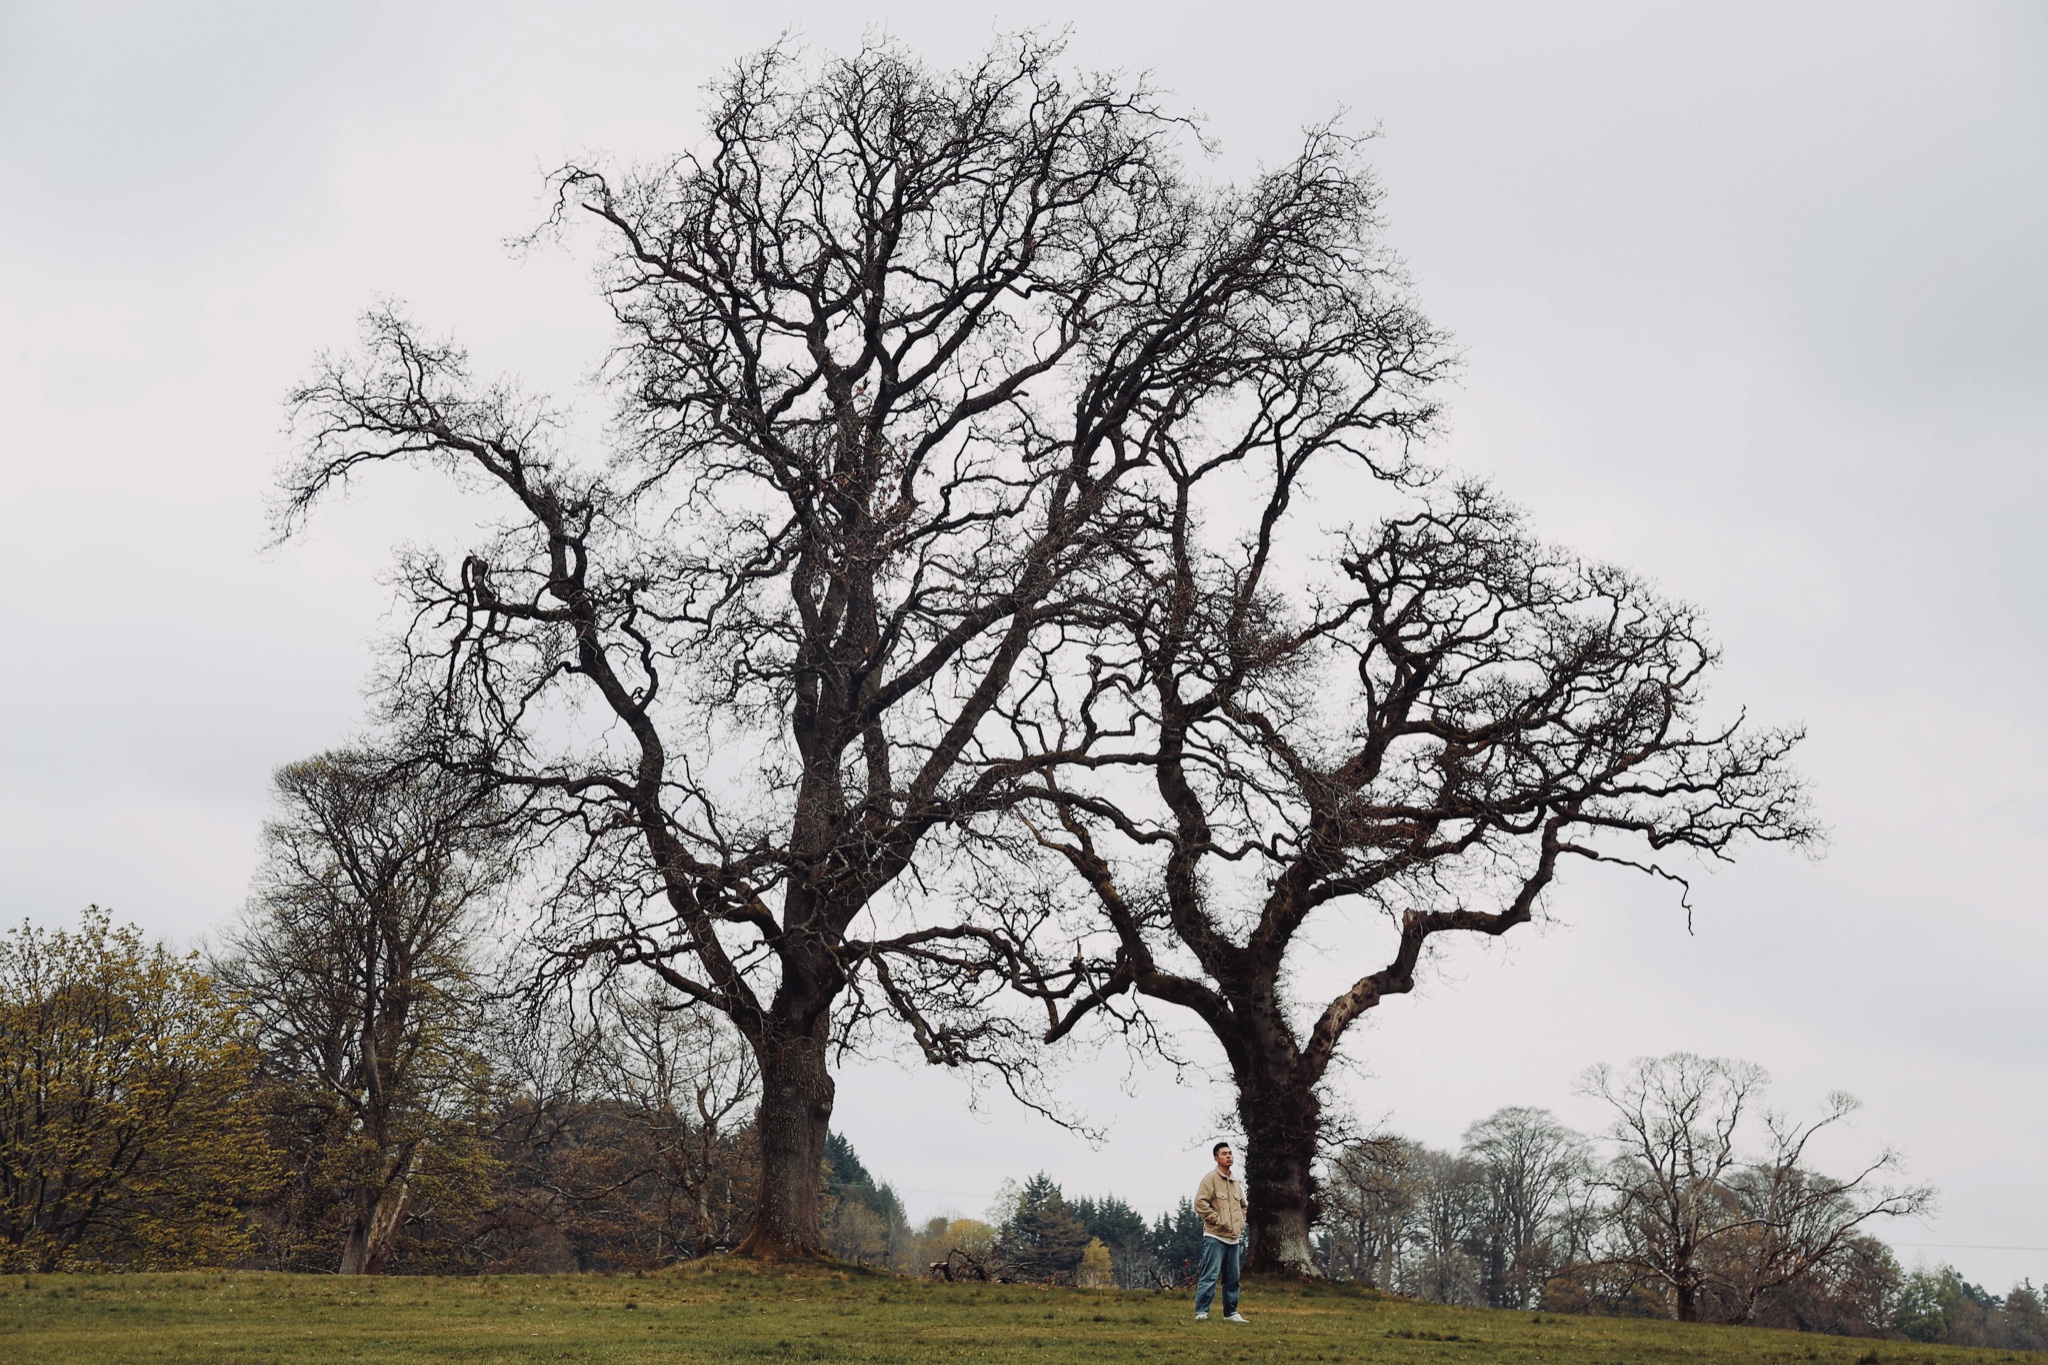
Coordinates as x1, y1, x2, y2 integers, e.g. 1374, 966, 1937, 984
1194, 1167, 1247, 1244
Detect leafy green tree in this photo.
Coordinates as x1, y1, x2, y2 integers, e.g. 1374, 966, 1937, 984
0, 908, 274, 1271
1894, 1266, 2007, 1346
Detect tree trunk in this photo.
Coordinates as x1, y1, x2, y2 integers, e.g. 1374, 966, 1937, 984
732, 1023, 834, 1259
339, 1147, 416, 1275
1238, 1070, 1323, 1275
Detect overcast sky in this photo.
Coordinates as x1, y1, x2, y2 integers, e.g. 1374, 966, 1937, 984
2, 0, 2043, 1289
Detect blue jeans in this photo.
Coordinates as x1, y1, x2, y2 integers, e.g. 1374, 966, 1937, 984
1195, 1236, 1240, 1315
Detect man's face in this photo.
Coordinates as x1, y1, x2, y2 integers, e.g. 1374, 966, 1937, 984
1215, 1145, 1234, 1173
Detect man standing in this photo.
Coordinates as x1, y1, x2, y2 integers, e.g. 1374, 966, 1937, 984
1193, 1141, 1248, 1322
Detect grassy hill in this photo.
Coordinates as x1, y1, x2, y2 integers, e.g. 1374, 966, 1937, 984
0, 1263, 2032, 1365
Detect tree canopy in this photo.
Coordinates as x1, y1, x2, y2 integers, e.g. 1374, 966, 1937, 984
0, 909, 273, 1271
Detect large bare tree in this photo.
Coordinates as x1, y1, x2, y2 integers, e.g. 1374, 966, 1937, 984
1023, 484, 1814, 1272
276, 37, 1447, 1256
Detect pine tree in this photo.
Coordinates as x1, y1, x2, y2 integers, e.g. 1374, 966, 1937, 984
1150, 1198, 1208, 1287
1001, 1173, 1088, 1281
1072, 1194, 1151, 1286
821, 1133, 906, 1264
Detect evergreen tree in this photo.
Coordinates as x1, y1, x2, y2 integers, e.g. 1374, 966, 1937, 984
822, 1132, 871, 1190
821, 1133, 906, 1264
1001, 1173, 1088, 1281
1072, 1194, 1148, 1249
1149, 1198, 1208, 1287
1072, 1194, 1152, 1287
2002, 1282, 2048, 1352
823, 1133, 905, 1223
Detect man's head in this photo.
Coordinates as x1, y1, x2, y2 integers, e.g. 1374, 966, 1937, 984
1212, 1141, 1234, 1174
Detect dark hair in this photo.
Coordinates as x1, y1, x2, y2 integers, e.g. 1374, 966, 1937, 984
1212, 1141, 1232, 1158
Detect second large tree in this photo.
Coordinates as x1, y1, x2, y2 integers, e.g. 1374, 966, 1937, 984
1026, 483, 1813, 1273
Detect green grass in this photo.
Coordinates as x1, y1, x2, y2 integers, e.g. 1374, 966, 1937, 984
0, 1264, 2032, 1364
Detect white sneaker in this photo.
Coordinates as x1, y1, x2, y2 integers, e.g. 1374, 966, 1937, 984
1225, 1313, 1249, 1323
1194, 1311, 1209, 1320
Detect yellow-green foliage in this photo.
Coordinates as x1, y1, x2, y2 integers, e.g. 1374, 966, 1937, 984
0, 1266, 2033, 1365
0, 909, 275, 1272
1077, 1237, 1115, 1288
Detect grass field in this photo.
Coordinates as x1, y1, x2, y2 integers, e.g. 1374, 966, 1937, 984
0, 1263, 2034, 1365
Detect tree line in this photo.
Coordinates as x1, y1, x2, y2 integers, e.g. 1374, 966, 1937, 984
5, 901, 2037, 1353
0, 894, 1176, 1281
1311, 1088, 2043, 1352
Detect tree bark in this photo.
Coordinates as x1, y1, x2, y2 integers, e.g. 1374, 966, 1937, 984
731, 1021, 835, 1259
339, 1146, 416, 1275
1237, 1064, 1323, 1275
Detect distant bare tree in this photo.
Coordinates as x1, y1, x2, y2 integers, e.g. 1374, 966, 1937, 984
1744, 1232, 1902, 1338
219, 751, 509, 1275
1026, 487, 1813, 1271
580, 985, 761, 1259
1464, 1107, 1595, 1308
1579, 1053, 1931, 1323
1318, 1136, 1421, 1286
1580, 1054, 1762, 1322
1410, 1146, 1486, 1304
276, 36, 1448, 1256
1717, 1093, 1933, 1323
482, 982, 760, 1268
